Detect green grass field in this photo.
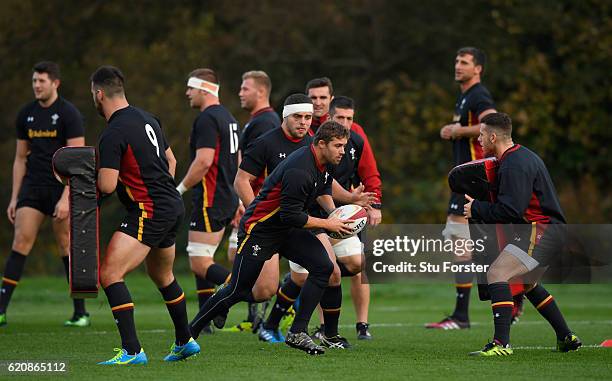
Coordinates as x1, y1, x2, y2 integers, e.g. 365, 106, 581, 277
1, 274, 611, 380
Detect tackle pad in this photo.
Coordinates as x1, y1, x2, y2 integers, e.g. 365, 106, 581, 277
53, 146, 99, 298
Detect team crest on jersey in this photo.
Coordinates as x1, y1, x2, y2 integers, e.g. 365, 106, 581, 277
460, 98, 466, 109
350, 148, 356, 160
252, 244, 261, 256
51, 113, 60, 125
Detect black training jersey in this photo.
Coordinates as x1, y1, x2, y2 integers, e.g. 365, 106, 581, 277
190, 104, 239, 211
239, 107, 281, 153
471, 145, 566, 224
240, 145, 333, 238
309, 130, 364, 218
98, 106, 182, 219
334, 130, 364, 190
451, 83, 495, 166
16, 97, 84, 187
240, 127, 313, 180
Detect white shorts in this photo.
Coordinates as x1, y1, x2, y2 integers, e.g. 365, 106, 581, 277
331, 236, 363, 258
289, 236, 363, 274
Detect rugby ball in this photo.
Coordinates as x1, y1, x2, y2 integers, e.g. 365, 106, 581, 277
327, 204, 368, 239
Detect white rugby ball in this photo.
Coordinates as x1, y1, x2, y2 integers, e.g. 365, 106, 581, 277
327, 204, 368, 239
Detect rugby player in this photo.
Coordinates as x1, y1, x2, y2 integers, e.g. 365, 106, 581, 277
0, 61, 89, 328
175, 68, 239, 334
190, 121, 354, 355
464, 113, 581, 356
93, 66, 199, 364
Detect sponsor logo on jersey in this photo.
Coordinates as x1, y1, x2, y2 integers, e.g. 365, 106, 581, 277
28, 129, 57, 138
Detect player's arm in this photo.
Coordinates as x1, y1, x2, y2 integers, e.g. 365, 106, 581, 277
234, 169, 258, 207
176, 147, 214, 194
467, 167, 532, 223
278, 168, 348, 234
96, 128, 125, 199
316, 194, 336, 214
235, 140, 267, 206
165, 147, 177, 178
176, 114, 218, 195
449, 89, 496, 139
97, 168, 119, 194
331, 179, 375, 207
451, 108, 496, 139
7, 139, 29, 224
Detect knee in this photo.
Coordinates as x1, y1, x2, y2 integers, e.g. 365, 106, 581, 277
189, 258, 213, 276
12, 233, 34, 254
321, 258, 334, 278
147, 268, 174, 288
252, 277, 278, 301
310, 259, 334, 287
328, 264, 341, 286
226, 282, 252, 304
486, 265, 508, 284
345, 260, 362, 275
252, 284, 276, 301
100, 266, 122, 288
291, 271, 308, 287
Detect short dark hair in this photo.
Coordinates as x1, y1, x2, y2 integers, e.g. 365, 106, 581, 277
482, 112, 512, 139
91, 65, 125, 97
189, 68, 218, 85
33, 61, 61, 81
305, 77, 333, 95
283, 93, 312, 107
329, 96, 355, 116
313, 120, 349, 145
457, 47, 487, 72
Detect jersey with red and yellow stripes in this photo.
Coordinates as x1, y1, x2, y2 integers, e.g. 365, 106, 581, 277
98, 105, 182, 219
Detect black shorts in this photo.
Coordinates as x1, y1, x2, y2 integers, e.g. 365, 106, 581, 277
447, 191, 466, 216
505, 224, 566, 270
118, 212, 184, 249
237, 228, 328, 265
190, 204, 237, 233
17, 184, 64, 216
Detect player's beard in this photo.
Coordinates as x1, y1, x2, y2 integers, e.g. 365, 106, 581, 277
35, 89, 52, 103
241, 98, 254, 112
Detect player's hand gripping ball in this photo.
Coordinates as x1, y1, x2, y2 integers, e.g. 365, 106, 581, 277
327, 204, 368, 239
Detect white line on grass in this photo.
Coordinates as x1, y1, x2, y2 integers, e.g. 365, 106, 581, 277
5, 320, 611, 336
514, 344, 603, 350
